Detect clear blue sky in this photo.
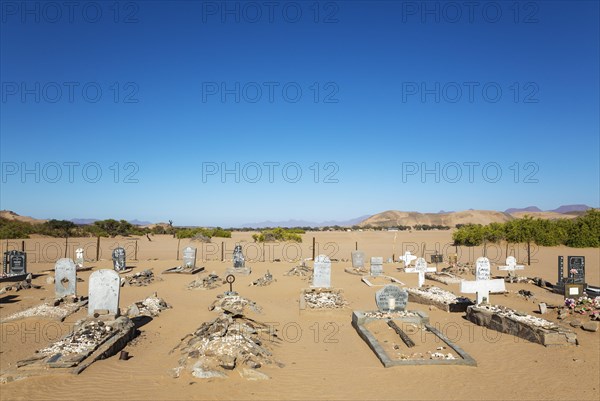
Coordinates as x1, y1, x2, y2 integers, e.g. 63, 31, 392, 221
1, 0, 598, 226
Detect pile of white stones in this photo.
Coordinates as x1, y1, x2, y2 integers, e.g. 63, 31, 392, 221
126, 294, 170, 318
476, 304, 558, 329
188, 272, 223, 290
209, 295, 263, 314
303, 290, 347, 309
407, 286, 470, 305
363, 311, 419, 319
38, 320, 113, 356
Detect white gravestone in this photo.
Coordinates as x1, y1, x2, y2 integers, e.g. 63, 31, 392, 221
183, 246, 197, 268
405, 257, 436, 287
370, 256, 383, 277
375, 285, 408, 312
55, 258, 77, 298
351, 251, 365, 269
312, 255, 331, 288
88, 269, 121, 316
75, 248, 84, 269
400, 251, 417, 269
498, 256, 525, 276
461, 257, 506, 305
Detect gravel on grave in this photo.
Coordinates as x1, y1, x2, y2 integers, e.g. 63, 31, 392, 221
303, 290, 348, 309
475, 304, 559, 329
406, 286, 471, 304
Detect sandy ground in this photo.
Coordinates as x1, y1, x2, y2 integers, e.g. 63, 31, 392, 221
0, 231, 599, 401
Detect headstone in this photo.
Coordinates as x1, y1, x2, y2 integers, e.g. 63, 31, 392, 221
405, 257, 436, 287
183, 246, 197, 269
460, 257, 506, 305
3, 250, 27, 275
567, 256, 585, 284
75, 248, 84, 269
498, 256, 525, 276
557, 256, 565, 284
370, 257, 383, 277
55, 258, 77, 298
400, 251, 417, 269
233, 245, 245, 268
351, 251, 365, 269
88, 269, 120, 316
375, 285, 408, 312
312, 254, 331, 288
112, 247, 126, 271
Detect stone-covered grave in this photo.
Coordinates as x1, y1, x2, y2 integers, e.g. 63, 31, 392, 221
352, 285, 476, 367
225, 245, 251, 276
121, 269, 162, 287
188, 272, 225, 290
2, 270, 171, 380
300, 255, 348, 310
360, 255, 404, 287
170, 276, 282, 381
344, 251, 368, 275
284, 259, 312, 278
1, 259, 87, 323
406, 286, 473, 313
250, 270, 276, 287
163, 246, 205, 275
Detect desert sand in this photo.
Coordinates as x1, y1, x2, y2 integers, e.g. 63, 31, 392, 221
1, 231, 599, 400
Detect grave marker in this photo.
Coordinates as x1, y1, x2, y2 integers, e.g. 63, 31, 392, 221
400, 251, 417, 269
351, 251, 365, 269
3, 250, 27, 276
233, 245, 245, 268
370, 256, 383, 277
75, 248, 84, 269
112, 247, 126, 271
498, 256, 525, 276
460, 257, 506, 305
405, 257, 436, 287
375, 285, 408, 312
55, 258, 77, 298
312, 254, 331, 288
88, 269, 121, 316
183, 246, 197, 269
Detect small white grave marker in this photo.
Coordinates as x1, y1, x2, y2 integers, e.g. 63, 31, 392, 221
88, 269, 121, 316
400, 251, 417, 269
461, 257, 506, 305
498, 256, 525, 276
405, 257, 436, 287
75, 248, 84, 269
312, 255, 331, 288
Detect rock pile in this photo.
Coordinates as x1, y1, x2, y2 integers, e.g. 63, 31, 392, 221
363, 310, 419, 319
209, 294, 263, 314
1, 296, 88, 323
126, 294, 170, 318
171, 312, 282, 380
188, 272, 224, 290
407, 286, 470, 305
250, 271, 275, 287
0, 274, 41, 294
475, 304, 558, 329
122, 269, 159, 287
302, 289, 348, 309
284, 263, 311, 277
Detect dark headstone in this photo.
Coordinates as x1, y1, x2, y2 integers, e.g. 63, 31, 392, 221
112, 247, 126, 271
567, 256, 585, 284
3, 251, 27, 275
233, 245, 245, 268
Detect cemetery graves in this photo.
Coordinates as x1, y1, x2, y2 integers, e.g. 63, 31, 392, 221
1, 250, 28, 282
399, 251, 417, 270
460, 257, 506, 305
554, 256, 588, 297
405, 257, 436, 288
163, 246, 205, 274
406, 286, 473, 312
112, 247, 127, 272
345, 251, 368, 275
369, 256, 383, 277
226, 245, 251, 275
301, 254, 347, 309
498, 256, 526, 282
352, 285, 476, 367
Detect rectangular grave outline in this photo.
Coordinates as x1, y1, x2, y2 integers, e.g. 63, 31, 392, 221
352, 310, 477, 367
361, 275, 404, 287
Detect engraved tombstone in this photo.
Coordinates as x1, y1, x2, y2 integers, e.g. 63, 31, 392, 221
312, 254, 332, 288
183, 246, 197, 269
233, 245, 245, 268
3, 250, 27, 275
351, 251, 365, 269
375, 285, 408, 312
370, 256, 383, 277
112, 247, 126, 271
88, 269, 120, 316
55, 258, 77, 298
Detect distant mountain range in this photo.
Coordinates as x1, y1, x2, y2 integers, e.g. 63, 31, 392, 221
0, 204, 594, 228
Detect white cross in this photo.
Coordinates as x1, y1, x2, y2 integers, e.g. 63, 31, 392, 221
461, 257, 506, 305
405, 257, 436, 287
498, 256, 525, 276
400, 251, 417, 269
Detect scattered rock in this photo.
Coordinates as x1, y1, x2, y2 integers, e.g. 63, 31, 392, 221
250, 271, 276, 287
188, 272, 224, 290
570, 319, 583, 328
122, 269, 159, 287
539, 303, 547, 315
582, 322, 599, 332
240, 368, 270, 381
46, 276, 55, 284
